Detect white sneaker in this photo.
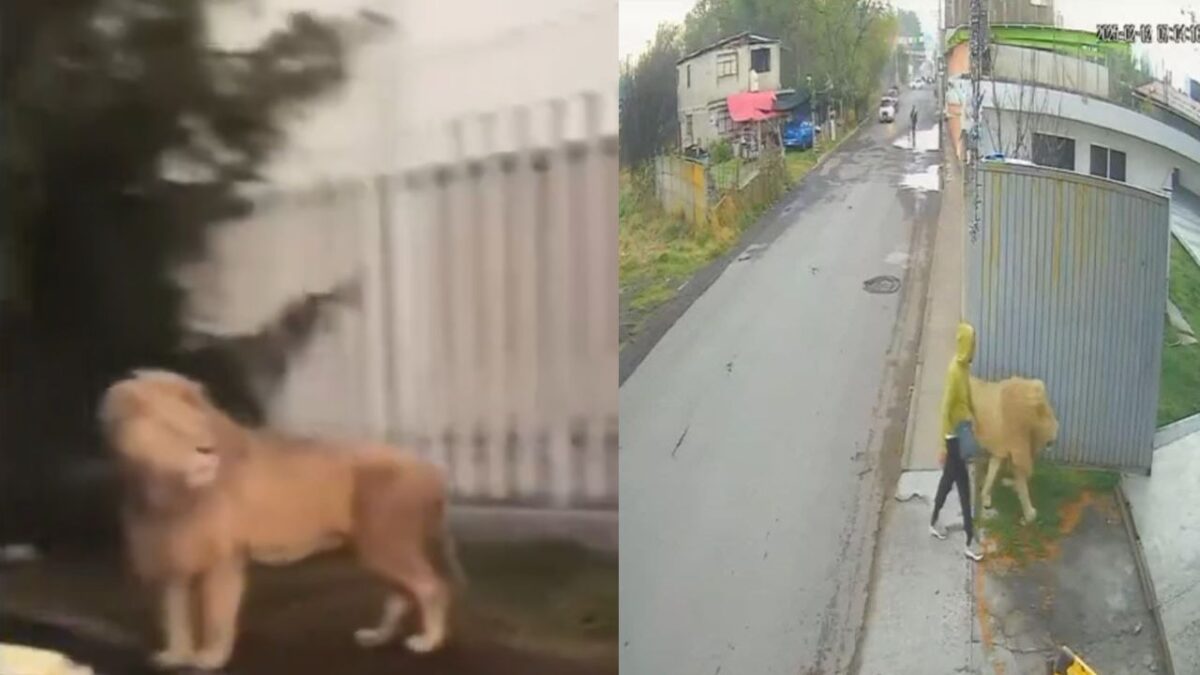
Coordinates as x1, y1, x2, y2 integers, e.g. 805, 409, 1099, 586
963, 544, 984, 562
929, 524, 947, 540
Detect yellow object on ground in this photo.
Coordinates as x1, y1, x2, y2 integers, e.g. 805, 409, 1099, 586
1050, 645, 1098, 675
940, 321, 976, 437
0, 643, 93, 675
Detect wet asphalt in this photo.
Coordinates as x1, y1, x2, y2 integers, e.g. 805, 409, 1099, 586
619, 88, 943, 675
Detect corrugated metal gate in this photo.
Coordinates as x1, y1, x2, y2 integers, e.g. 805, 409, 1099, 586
965, 162, 1170, 472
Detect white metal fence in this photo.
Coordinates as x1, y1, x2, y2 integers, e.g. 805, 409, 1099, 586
965, 162, 1170, 473
180, 95, 618, 509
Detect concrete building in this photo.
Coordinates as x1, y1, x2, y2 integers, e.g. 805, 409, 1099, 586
942, 24, 1200, 197
676, 32, 781, 149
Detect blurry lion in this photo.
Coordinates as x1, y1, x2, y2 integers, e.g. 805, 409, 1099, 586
969, 376, 1059, 523
98, 369, 463, 671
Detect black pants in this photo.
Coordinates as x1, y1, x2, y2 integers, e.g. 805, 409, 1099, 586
932, 436, 974, 545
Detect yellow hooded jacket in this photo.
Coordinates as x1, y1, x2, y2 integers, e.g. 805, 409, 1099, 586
941, 322, 976, 438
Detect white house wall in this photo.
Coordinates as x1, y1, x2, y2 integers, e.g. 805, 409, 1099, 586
980, 108, 1200, 195
400, 0, 618, 160
205, 0, 403, 186
971, 79, 1200, 195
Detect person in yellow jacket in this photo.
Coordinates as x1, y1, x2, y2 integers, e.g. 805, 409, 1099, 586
930, 322, 984, 561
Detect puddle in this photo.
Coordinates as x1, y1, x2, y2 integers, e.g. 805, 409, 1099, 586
892, 127, 941, 152
901, 164, 940, 192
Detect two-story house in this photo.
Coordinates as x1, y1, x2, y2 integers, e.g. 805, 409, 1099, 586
676, 32, 782, 149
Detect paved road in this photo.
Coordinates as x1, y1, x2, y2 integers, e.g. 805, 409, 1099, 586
619, 88, 942, 675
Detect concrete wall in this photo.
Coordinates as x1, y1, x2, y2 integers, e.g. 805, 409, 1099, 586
677, 41, 782, 147
944, 0, 1057, 30
947, 42, 970, 78
991, 44, 1110, 99
654, 155, 709, 225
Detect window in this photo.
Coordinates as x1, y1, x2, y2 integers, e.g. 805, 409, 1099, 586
1110, 149, 1126, 182
751, 47, 771, 73
1089, 144, 1126, 182
712, 106, 732, 134
1032, 133, 1075, 171
685, 114, 694, 144
686, 64, 691, 88
716, 51, 738, 78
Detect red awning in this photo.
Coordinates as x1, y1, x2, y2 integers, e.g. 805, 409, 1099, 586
726, 90, 780, 122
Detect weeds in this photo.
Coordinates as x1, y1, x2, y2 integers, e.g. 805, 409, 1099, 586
977, 458, 1118, 564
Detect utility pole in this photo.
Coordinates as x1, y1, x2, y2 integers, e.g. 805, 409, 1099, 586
967, 0, 987, 245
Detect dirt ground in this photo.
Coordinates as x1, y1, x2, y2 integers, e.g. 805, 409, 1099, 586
977, 493, 1165, 674
1, 541, 616, 675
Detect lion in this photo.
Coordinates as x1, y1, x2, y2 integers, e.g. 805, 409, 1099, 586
98, 369, 463, 671
969, 375, 1059, 523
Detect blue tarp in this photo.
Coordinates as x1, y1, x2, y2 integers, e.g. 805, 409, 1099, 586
782, 115, 814, 149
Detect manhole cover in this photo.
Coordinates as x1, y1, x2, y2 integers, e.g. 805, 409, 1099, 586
863, 275, 901, 294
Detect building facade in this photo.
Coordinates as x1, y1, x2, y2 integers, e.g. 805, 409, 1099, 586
943, 24, 1200, 196
676, 32, 782, 149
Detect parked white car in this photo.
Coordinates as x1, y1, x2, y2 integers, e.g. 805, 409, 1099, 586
878, 97, 897, 123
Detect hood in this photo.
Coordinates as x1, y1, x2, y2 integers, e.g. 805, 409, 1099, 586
955, 322, 976, 364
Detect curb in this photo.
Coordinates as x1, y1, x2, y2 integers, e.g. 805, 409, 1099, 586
1115, 478, 1176, 675
1153, 412, 1200, 449
809, 118, 867, 174
449, 505, 617, 554
900, 125, 955, 470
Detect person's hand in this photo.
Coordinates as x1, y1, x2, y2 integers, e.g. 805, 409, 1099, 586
938, 450, 947, 467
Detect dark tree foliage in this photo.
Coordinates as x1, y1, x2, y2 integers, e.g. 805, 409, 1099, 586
896, 9, 922, 38
619, 24, 681, 168
0, 0, 349, 549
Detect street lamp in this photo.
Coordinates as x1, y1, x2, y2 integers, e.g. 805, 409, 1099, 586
806, 75, 813, 121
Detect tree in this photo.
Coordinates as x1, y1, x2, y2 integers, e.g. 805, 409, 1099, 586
619, 24, 682, 167
896, 8, 922, 38
0, 0, 357, 547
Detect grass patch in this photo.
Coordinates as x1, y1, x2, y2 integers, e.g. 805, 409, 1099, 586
618, 170, 728, 343
785, 147, 818, 183
977, 459, 1118, 564
1159, 237, 1200, 426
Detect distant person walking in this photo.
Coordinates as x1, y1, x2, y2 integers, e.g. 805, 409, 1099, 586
930, 322, 984, 562
909, 104, 918, 147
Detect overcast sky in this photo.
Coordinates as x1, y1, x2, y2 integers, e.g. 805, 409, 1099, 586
619, 0, 1200, 88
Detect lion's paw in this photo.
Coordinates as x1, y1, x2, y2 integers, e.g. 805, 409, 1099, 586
190, 647, 232, 671
405, 633, 444, 654
150, 649, 193, 670
355, 627, 394, 648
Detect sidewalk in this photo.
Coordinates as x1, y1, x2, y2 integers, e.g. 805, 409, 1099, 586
857, 138, 980, 674
1125, 429, 1200, 673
